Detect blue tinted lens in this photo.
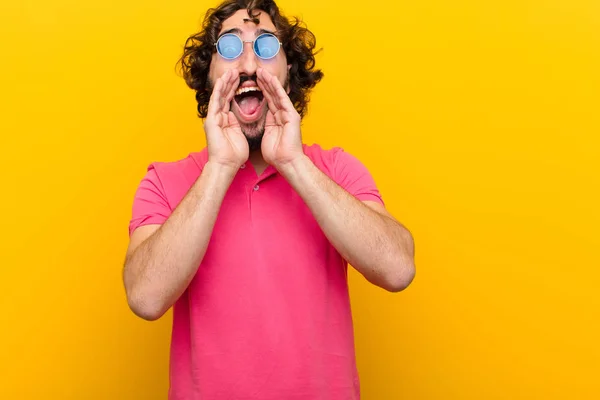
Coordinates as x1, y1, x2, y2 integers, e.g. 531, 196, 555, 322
216, 34, 242, 59
254, 34, 280, 59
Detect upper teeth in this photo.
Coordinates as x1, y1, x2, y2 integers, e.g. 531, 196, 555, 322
236, 86, 261, 96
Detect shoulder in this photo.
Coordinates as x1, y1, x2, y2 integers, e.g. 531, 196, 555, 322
141, 148, 208, 206
302, 142, 371, 179
302, 143, 351, 174
148, 148, 207, 182
302, 142, 384, 204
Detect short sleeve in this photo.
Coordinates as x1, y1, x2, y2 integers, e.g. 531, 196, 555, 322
333, 149, 384, 205
128, 165, 172, 236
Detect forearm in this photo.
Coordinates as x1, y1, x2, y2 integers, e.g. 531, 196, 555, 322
278, 155, 415, 292
124, 161, 236, 319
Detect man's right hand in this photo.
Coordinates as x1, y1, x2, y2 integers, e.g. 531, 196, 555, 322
203, 69, 248, 169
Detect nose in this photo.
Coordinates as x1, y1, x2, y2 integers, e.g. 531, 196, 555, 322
238, 41, 258, 76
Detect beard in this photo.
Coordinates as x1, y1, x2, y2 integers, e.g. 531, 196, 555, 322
239, 119, 265, 151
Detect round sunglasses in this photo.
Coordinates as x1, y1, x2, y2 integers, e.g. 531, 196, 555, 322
215, 33, 282, 60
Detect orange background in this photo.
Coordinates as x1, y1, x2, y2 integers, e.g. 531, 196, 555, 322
1, 0, 599, 398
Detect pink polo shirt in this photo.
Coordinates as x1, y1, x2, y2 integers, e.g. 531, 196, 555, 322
128, 143, 384, 400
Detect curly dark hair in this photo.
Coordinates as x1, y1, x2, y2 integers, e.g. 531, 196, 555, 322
177, 0, 323, 119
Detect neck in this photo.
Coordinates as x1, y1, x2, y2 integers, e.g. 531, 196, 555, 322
249, 150, 269, 175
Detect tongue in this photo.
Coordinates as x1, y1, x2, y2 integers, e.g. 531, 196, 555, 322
238, 95, 260, 115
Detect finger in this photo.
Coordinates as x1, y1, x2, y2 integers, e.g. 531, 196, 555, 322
224, 69, 239, 98
220, 70, 233, 99
207, 76, 225, 117
258, 68, 280, 108
257, 68, 277, 98
222, 70, 239, 113
268, 73, 294, 112
258, 78, 278, 114
257, 70, 279, 114
215, 70, 233, 113
229, 69, 240, 93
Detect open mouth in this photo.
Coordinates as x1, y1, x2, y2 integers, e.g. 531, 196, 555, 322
233, 85, 265, 121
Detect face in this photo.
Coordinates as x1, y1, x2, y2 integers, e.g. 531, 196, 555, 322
208, 9, 290, 150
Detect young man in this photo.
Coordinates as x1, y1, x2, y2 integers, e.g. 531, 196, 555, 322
123, 0, 416, 398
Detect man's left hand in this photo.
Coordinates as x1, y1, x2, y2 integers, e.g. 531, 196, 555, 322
257, 68, 305, 169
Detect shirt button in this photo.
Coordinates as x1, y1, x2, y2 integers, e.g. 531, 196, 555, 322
240, 164, 246, 169
253, 185, 259, 191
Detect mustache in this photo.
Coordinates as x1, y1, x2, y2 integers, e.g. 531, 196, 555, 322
206, 74, 258, 92
239, 74, 258, 85
206, 72, 289, 96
